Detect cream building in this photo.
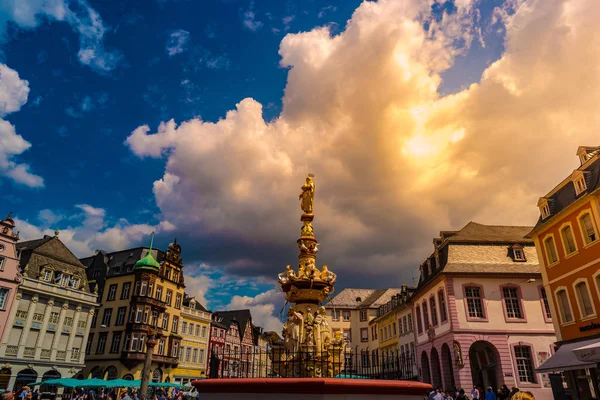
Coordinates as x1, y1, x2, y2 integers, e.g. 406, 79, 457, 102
325, 288, 401, 355
171, 296, 211, 384
0, 234, 98, 390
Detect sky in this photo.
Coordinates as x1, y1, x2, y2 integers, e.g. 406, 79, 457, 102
1, 0, 598, 332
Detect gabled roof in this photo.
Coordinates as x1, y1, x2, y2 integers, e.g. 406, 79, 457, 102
325, 288, 402, 309
531, 148, 600, 231
442, 222, 533, 244
81, 247, 165, 276
213, 309, 253, 340
183, 295, 209, 312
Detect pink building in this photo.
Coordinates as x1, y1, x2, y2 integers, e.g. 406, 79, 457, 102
0, 213, 22, 344
411, 222, 556, 400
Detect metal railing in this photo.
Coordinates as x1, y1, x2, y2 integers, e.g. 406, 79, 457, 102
207, 346, 418, 380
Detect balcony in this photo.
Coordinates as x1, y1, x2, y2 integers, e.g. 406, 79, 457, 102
120, 350, 179, 368
24, 347, 35, 358
131, 295, 167, 310
5, 346, 17, 357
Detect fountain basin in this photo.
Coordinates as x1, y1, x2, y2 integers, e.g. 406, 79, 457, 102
192, 378, 431, 400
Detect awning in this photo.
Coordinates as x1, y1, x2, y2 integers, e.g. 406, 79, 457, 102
574, 340, 600, 363
537, 338, 599, 373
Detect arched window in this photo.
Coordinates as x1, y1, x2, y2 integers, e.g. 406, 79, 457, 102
560, 225, 577, 255
152, 368, 162, 383
40, 370, 61, 393
122, 374, 134, 381
556, 289, 573, 323
575, 281, 595, 318
104, 366, 118, 380
579, 213, 598, 245
544, 236, 558, 264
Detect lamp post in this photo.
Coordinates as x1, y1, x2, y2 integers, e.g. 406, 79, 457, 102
140, 330, 158, 397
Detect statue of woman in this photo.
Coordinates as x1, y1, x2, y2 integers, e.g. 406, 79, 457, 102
299, 175, 316, 214
313, 306, 330, 354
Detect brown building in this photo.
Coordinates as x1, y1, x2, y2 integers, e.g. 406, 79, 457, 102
529, 146, 600, 399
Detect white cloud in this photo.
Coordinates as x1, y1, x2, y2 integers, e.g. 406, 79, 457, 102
125, 0, 600, 288
184, 272, 214, 309
227, 289, 283, 332
243, 2, 263, 31
166, 29, 191, 56
0, 0, 122, 73
14, 205, 176, 257
0, 64, 29, 116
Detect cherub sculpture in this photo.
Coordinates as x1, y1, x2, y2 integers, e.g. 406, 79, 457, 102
278, 265, 296, 284
321, 265, 336, 283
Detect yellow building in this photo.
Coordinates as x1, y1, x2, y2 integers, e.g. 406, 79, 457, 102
170, 296, 211, 384
80, 239, 186, 382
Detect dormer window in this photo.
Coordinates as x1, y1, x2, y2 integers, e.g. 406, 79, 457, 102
538, 198, 550, 219
509, 244, 526, 262
574, 177, 587, 195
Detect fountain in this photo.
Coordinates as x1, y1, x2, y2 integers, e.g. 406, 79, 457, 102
192, 174, 431, 399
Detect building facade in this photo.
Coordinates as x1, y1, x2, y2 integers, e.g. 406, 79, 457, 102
210, 310, 254, 378
206, 317, 227, 378
369, 285, 417, 379
412, 222, 556, 400
170, 296, 211, 384
325, 288, 401, 354
0, 234, 98, 391
528, 145, 600, 399
0, 213, 22, 357
81, 240, 186, 383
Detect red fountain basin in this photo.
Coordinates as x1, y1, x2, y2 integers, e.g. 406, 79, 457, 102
192, 378, 431, 399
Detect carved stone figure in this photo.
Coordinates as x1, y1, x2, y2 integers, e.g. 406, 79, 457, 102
331, 331, 344, 346
278, 265, 296, 284
299, 174, 315, 214
321, 266, 336, 283
313, 306, 330, 354
284, 306, 304, 353
303, 260, 320, 280
301, 221, 314, 237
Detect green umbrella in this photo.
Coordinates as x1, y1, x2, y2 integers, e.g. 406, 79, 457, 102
106, 379, 140, 388
79, 378, 110, 388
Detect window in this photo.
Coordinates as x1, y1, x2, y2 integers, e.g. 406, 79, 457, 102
540, 287, 552, 320
360, 310, 367, 321
156, 286, 163, 301
380, 328, 384, 340
0, 288, 8, 309
182, 322, 188, 334
116, 307, 127, 326
172, 316, 179, 333
574, 177, 587, 195
166, 290, 173, 306
175, 294, 182, 309
575, 281, 595, 318
110, 333, 121, 353
131, 334, 139, 351
71, 277, 80, 289
86, 333, 94, 355
185, 347, 191, 362
123, 335, 130, 352
502, 287, 523, 319
360, 328, 368, 342
579, 213, 598, 245
135, 307, 143, 323
430, 297, 438, 326
465, 286, 485, 319
438, 291, 448, 322
140, 281, 148, 296
64, 317, 74, 326
342, 310, 351, 321
96, 333, 107, 354
402, 316, 408, 334
192, 348, 198, 363
513, 248, 526, 261
514, 346, 536, 383
41, 269, 52, 282
134, 281, 140, 295
544, 236, 559, 265
151, 311, 158, 327
416, 306, 423, 334
408, 313, 412, 331
398, 319, 403, 335
540, 202, 550, 219
172, 342, 179, 358
158, 339, 165, 355
143, 308, 149, 324
371, 326, 377, 340
199, 348, 205, 364
556, 289, 573, 323
342, 329, 351, 343
91, 312, 97, 328
107, 284, 117, 301
422, 302, 429, 328
201, 325, 206, 337
102, 308, 113, 327
332, 310, 339, 321
121, 282, 131, 299
392, 322, 397, 336
189, 323, 194, 335
560, 225, 577, 255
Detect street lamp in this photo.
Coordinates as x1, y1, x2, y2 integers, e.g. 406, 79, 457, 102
140, 329, 158, 397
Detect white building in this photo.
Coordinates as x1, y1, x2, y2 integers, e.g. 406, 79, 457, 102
0, 235, 98, 390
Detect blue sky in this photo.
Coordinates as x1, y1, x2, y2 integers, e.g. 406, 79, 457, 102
2, 0, 589, 331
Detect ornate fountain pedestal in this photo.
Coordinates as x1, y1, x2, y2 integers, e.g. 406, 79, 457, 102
192, 174, 432, 398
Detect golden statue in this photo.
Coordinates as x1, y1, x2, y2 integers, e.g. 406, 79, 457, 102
299, 174, 315, 214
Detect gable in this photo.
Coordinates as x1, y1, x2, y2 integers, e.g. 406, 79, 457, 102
36, 238, 86, 268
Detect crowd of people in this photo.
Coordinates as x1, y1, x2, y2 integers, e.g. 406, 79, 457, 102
71, 388, 190, 400
425, 385, 535, 400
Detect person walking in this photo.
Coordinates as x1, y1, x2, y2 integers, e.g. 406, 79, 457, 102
485, 386, 496, 400
456, 389, 468, 400
471, 385, 480, 400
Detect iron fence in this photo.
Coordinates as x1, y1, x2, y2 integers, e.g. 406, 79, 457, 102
207, 346, 418, 380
